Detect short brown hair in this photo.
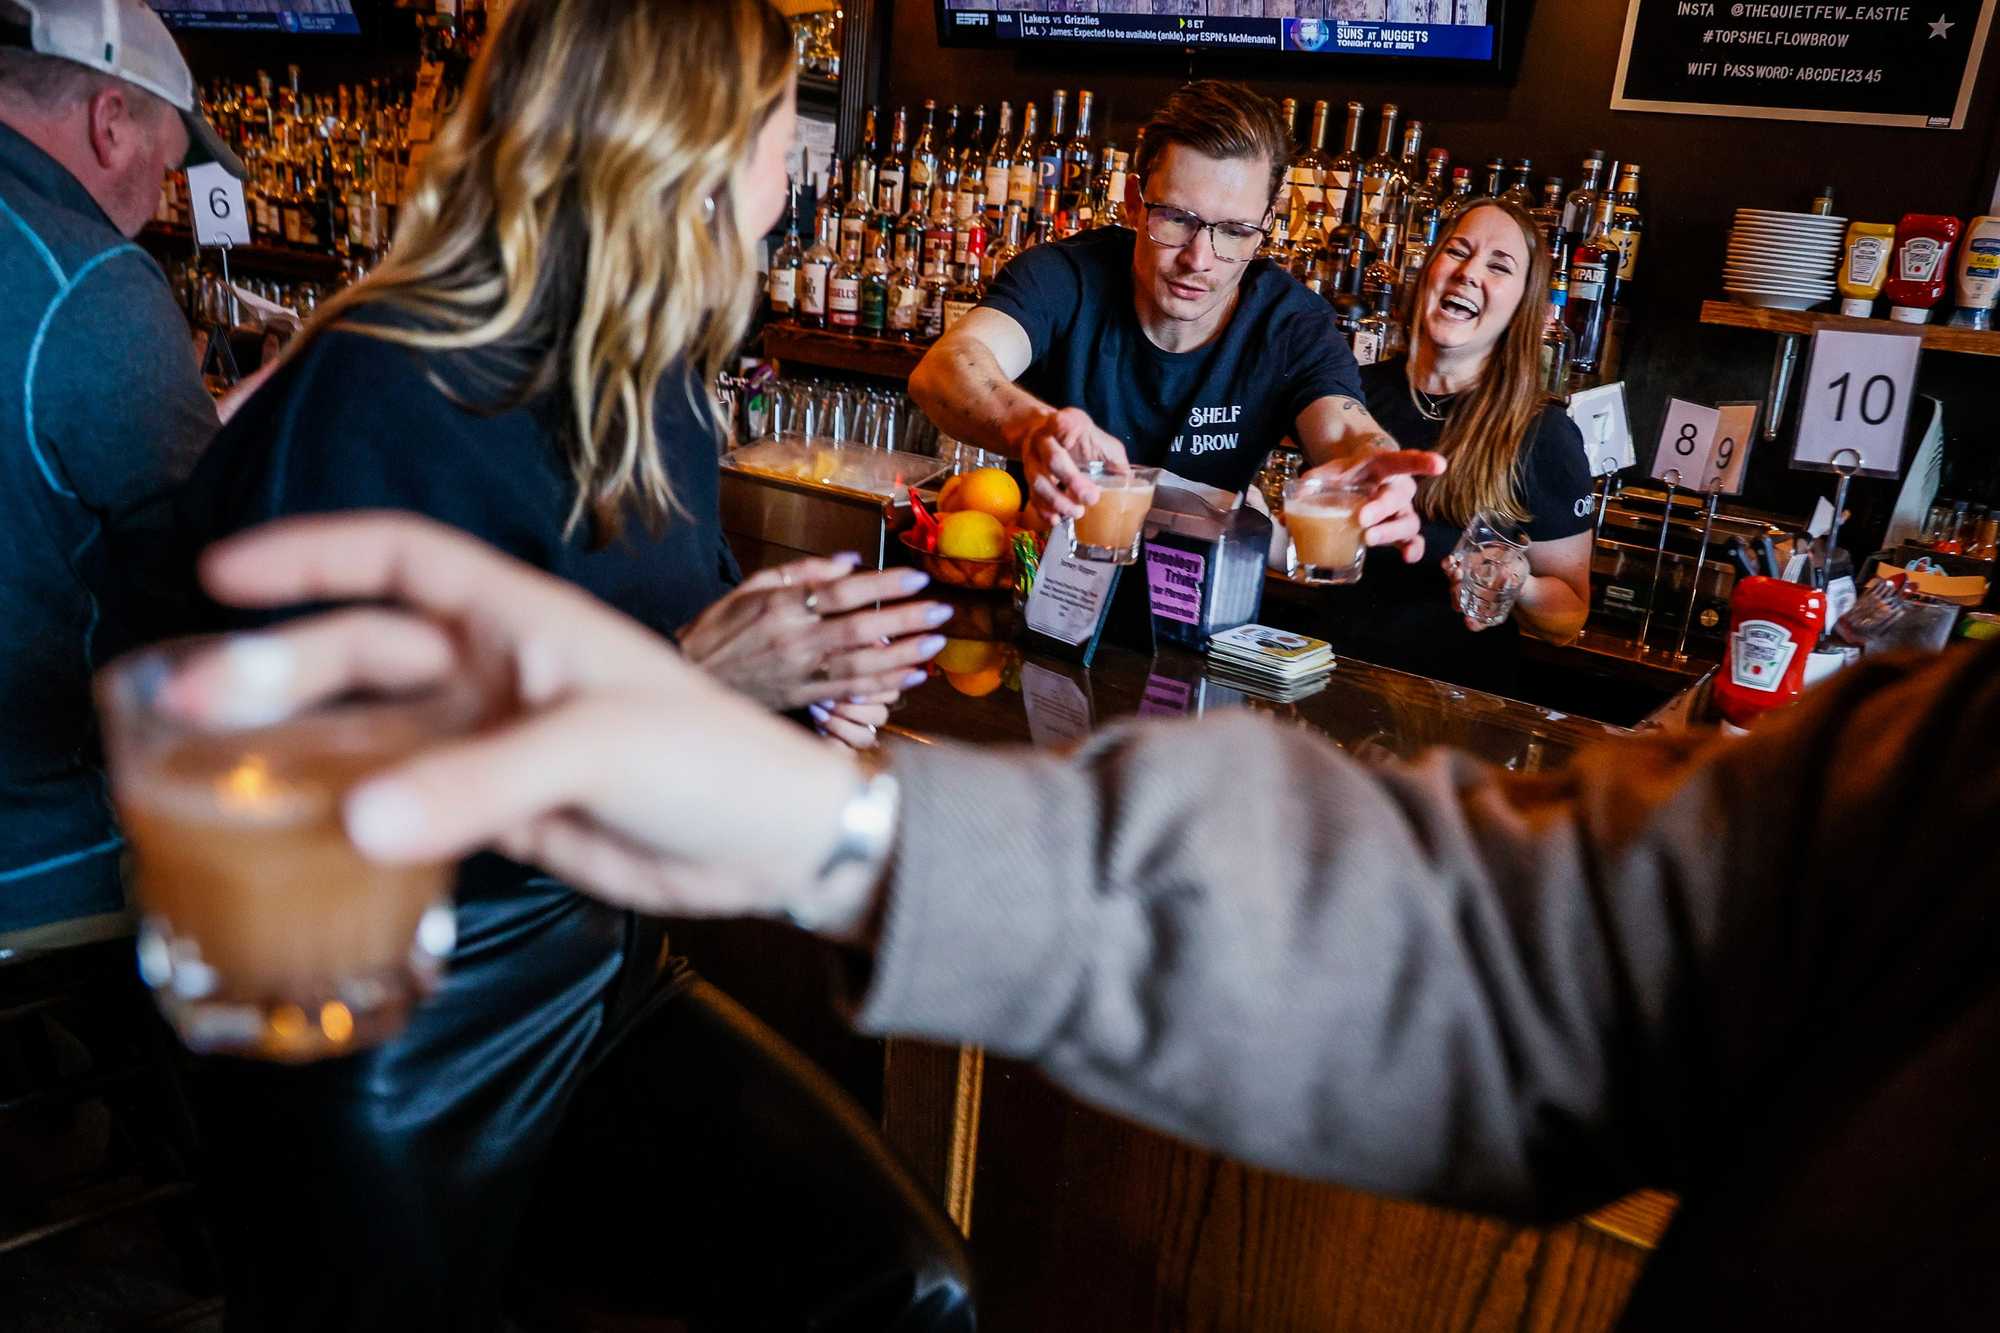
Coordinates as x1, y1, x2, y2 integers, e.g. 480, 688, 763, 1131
1132, 79, 1290, 216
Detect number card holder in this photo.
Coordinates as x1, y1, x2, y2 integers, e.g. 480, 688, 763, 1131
187, 162, 249, 249
1793, 329, 1922, 480
1701, 402, 1760, 495
1566, 381, 1636, 475
1651, 398, 1720, 486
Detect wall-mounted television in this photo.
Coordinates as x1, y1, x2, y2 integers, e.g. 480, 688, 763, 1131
148, 1, 360, 35
936, 2, 1515, 74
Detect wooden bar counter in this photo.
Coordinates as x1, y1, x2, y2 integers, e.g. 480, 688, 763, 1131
869, 611, 1676, 1332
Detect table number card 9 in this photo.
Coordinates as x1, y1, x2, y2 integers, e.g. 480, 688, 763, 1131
187, 162, 249, 249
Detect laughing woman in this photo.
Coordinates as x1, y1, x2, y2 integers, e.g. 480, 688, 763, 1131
1314, 198, 1595, 697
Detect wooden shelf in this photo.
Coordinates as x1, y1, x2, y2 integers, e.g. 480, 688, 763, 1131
763, 323, 927, 380
140, 224, 349, 284
797, 75, 842, 113
1699, 300, 2000, 356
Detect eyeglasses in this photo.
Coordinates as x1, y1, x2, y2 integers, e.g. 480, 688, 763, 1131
1141, 200, 1270, 264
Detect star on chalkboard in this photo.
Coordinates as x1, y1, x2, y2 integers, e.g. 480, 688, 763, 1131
1928, 13, 1956, 37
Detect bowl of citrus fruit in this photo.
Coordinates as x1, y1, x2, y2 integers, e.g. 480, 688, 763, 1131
899, 467, 1026, 591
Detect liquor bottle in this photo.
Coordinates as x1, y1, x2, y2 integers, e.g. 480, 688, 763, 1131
1261, 211, 1293, 267
1399, 119, 1426, 179
840, 168, 869, 266
1360, 103, 1403, 244
1008, 102, 1039, 210
798, 191, 837, 329
926, 183, 956, 278
1441, 167, 1475, 219
1403, 148, 1449, 240
1606, 162, 1644, 306
767, 180, 804, 321
1326, 171, 1377, 300
1275, 97, 1299, 225
849, 106, 880, 213
1540, 263, 1573, 395
1288, 99, 1331, 237
984, 102, 1014, 218
1038, 90, 1068, 209
1482, 157, 1506, 197
1350, 287, 1395, 367
910, 100, 940, 200
895, 185, 929, 270
986, 200, 1027, 279
1529, 178, 1564, 246
828, 245, 862, 332
1564, 188, 1620, 378
1290, 199, 1330, 294
1082, 144, 1116, 228
877, 106, 909, 216
1560, 151, 1606, 252
859, 222, 891, 337
1363, 223, 1401, 300
1325, 101, 1364, 223
957, 105, 988, 224
1097, 150, 1129, 230
920, 254, 950, 341
944, 226, 986, 331
887, 247, 925, 342
1500, 160, 1535, 210
1063, 90, 1095, 215
934, 104, 961, 209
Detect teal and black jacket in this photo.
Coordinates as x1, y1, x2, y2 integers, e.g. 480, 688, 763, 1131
0, 121, 215, 932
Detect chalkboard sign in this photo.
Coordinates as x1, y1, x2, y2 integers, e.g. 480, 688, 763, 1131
1611, 0, 1997, 128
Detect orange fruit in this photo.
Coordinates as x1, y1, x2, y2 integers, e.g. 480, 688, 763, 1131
936, 638, 1002, 675
936, 510, 1008, 561
956, 468, 1022, 521
937, 475, 968, 513
945, 666, 1005, 697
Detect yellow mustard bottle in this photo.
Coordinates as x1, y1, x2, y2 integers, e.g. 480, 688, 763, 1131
1837, 221, 1897, 318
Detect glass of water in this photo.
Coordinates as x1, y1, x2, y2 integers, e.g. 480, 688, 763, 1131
1451, 512, 1531, 629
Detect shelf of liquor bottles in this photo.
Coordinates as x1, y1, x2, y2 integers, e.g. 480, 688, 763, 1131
140, 222, 351, 285
1698, 301, 2000, 358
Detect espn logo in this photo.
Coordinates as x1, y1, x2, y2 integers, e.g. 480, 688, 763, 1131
955, 12, 990, 24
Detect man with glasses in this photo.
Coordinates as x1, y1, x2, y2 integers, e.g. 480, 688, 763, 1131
911, 78, 1436, 549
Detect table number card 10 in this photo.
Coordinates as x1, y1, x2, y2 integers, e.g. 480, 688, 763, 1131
1794, 329, 1922, 479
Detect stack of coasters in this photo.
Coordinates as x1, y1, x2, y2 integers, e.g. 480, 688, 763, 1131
1203, 625, 1335, 702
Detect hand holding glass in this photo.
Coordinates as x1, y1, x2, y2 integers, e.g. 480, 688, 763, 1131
96, 636, 486, 1062
1451, 512, 1531, 629
1067, 462, 1160, 565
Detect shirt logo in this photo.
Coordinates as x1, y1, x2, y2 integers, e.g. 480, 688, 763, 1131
1573, 496, 1595, 519
1172, 404, 1244, 458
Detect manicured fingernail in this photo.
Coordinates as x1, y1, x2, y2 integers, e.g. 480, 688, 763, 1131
807, 703, 831, 724
899, 570, 932, 593
916, 635, 948, 657
814, 699, 836, 711
848, 694, 872, 705
922, 603, 954, 626
345, 781, 425, 859
833, 551, 862, 569
902, 670, 931, 689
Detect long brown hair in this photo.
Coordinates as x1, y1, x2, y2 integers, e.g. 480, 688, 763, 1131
299, 0, 793, 541
1406, 198, 1555, 529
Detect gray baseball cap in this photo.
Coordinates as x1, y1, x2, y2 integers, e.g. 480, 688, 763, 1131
2, 0, 246, 178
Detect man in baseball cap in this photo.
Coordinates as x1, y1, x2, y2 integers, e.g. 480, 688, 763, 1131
3, 0, 243, 184
0, 0, 238, 942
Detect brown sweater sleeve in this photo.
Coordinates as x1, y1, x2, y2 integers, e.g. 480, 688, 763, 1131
856, 644, 2000, 1222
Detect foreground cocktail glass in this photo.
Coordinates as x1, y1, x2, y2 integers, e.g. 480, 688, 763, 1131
1069, 462, 1160, 565
96, 636, 484, 1062
1283, 476, 1372, 585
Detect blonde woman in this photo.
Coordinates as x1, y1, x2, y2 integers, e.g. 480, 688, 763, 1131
1314, 198, 1595, 696
173, 2, 970, 1328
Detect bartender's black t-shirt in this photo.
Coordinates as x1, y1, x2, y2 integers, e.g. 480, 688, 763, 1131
1311, 359, 1596, 697
979, 227, 1363, 494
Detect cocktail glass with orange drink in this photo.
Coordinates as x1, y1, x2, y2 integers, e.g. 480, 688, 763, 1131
96, 635, 487, 1062
1068, 462, 1160, 565
1283, 475, 1371, 586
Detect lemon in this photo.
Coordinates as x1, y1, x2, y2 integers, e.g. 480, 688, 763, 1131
956, 468, 1022, 521
936, 510, 1008, 561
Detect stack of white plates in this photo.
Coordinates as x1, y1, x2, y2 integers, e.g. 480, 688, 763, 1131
1723, 208, 1845, 311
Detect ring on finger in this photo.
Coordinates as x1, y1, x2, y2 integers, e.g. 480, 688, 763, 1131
779, 568, 794, 589
803, 589, 821, 616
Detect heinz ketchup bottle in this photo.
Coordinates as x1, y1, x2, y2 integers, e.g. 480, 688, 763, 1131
1716, 576, 1828, 730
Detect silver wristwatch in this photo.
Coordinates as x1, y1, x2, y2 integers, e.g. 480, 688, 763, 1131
782, 767, 901, 934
